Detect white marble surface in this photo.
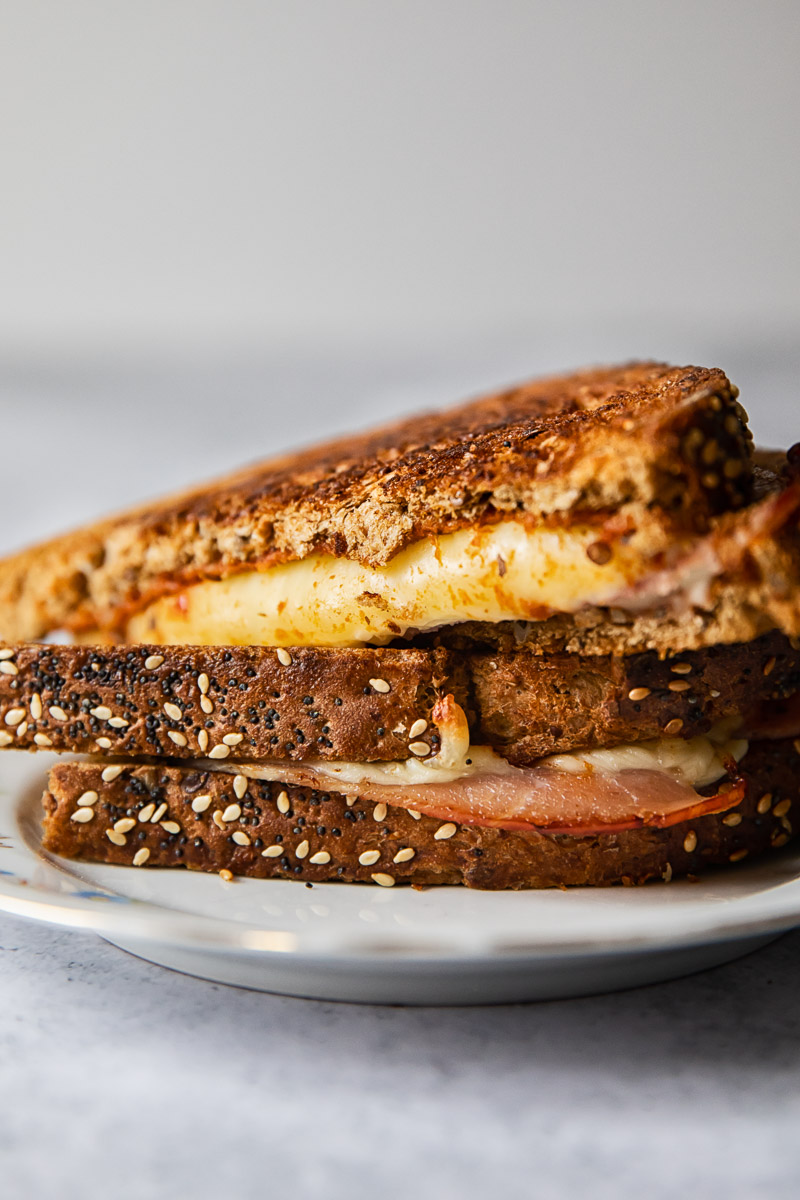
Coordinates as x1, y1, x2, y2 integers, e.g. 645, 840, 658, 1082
1, 345, 799, 1198
2, 914, 799, 1199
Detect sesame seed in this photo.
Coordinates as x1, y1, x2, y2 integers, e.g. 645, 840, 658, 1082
408, 810, 422, 821
105, 829, 127, 846
101, 765, 125, 782
198, 730, 209, 752
34, 733, 52, 747
232, 831, 251, 846
75, 792, 97, 809
683, 831, 697, 853
773, 799, 792, 818
393, 847, 415, 863
161, 821, 181, 834
90, 706, 112, 720
15, 721, 27, 738
144, 654, 164, 669
763, 657, 776, 677
369, 678, 391, 693
409, 742, 430, 757
70, 807, 95, 823
710, 689, 721, 698
295, 839, 309, 859
212, 810, 226, 830
163, 702, 182, 721
277, 649, 292, 666
373, 802, 388, 822
434, 822, 457, 840
702, 472, 720, 489
0, 648, 14, 660
114, 818, 136, 833
262, 845, 283, 858
0, 731, 12, 747
219, 869, 234, 882
729, 849, 748, 862
772, 833, 790, 848
191, 794, 212, 813
662, 862, 673, 882
0, 661, 18, 676
627, 687, 651, 701
668, 680, 691, 693
309, 850, 331, 864
96, 736, 112, 749
197, 673, 209, 694
222, 804, 242, 822
345, 795, 357, 807
5, 708, 26, 726
150, 803, 168, 823
208, 744, 231, 759
664, 718, 684, 735
277, 790, 290, 814
233, 775, 248, 800
138, 803, 156, 823
110, 717, 130, 729
371, 873, 395, 887
133, 848, 151, 866
408, 718, 428, 739
168, 730, 188, 747
757, 793, 773, 814
200, 695, 214, 715
359, 850, 381, 866
222, 733, 243, 746
670, 662, 692, 675
722, 813, 742, 827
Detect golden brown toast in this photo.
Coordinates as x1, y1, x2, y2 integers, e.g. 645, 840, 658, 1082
0, 362, 751, 641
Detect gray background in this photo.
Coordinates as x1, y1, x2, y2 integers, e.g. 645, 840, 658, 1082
1, 4, 799, 1198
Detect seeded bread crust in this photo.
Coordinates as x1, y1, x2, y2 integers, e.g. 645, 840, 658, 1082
0, 643, 465, 764
2, 635, 798, 765
40, 739, 800, 888
0, 363, 751, 642
469, 631, 800, 763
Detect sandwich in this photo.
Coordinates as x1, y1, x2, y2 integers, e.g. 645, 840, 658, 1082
0, 360, 798, 888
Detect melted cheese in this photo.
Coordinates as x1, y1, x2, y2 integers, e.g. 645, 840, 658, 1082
127, 519, 652, 648
208, 727, 748, 793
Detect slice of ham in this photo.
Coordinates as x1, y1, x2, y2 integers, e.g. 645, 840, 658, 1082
229, 757, 745, 836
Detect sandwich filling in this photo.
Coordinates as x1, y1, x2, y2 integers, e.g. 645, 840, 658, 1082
125, 519, 671, 648
202, 698, 749, 834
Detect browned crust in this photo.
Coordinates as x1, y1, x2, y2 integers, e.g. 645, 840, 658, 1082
2, 634, 798, 765
468, 631, 800, 763
0, 643, 465, 764
41, 739, 800, 888
0, 362, 752, 641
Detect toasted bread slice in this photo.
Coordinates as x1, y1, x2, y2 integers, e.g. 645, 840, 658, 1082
0, 362, 750, 641
41, 739, 799, 888
1, 633, 796, 763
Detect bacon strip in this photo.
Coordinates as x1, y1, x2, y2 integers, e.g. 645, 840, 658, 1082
230, 757, 744, 836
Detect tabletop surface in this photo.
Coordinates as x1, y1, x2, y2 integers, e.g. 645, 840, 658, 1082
1, 341, 798, 1199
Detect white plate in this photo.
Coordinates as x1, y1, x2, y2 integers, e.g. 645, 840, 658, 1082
2, 753, 800, 1004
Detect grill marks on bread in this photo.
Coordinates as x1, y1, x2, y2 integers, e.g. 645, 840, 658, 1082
0, 363, 751, 641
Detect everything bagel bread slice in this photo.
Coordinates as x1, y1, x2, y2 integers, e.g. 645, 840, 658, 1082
41, 738, 800, 888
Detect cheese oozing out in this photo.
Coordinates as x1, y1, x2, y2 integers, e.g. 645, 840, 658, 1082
126, 519, 658, 648
204, 696, 748, 794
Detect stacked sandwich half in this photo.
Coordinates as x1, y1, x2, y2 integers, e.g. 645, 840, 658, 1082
0, 362, 798, 888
